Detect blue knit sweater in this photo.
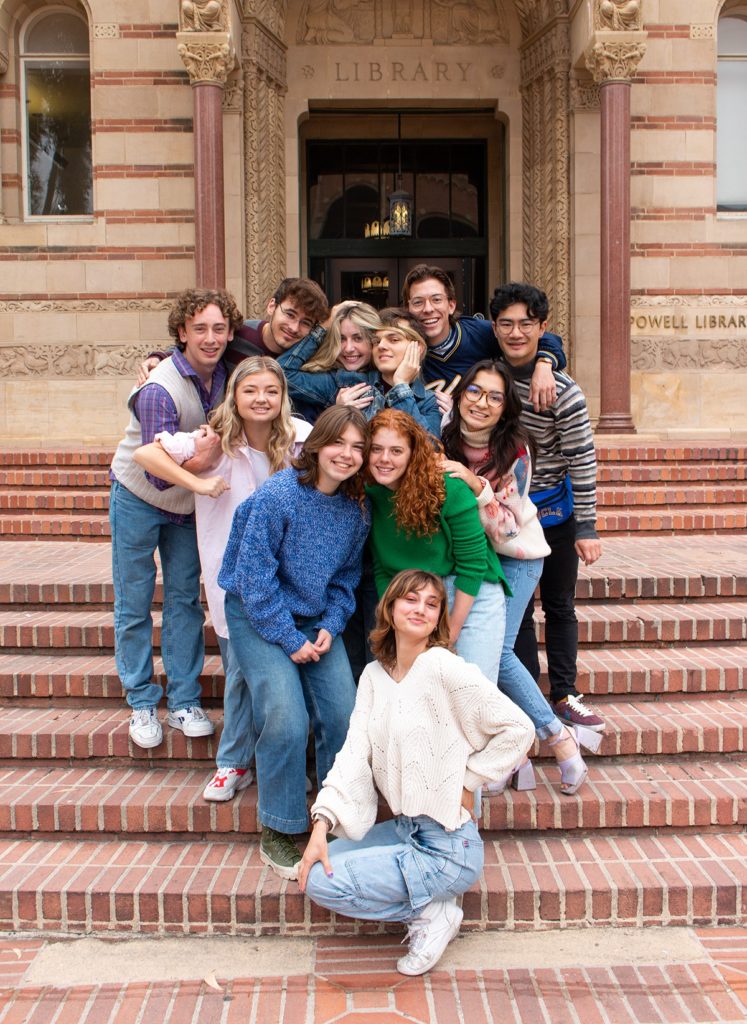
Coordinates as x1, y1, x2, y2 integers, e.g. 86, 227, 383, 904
218, 468, 370, 656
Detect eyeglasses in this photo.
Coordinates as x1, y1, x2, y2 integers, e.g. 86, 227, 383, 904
409, 294, 450, 311
494, 318, 539, 334
463, 384, 505, 408
279, 305, 315, 332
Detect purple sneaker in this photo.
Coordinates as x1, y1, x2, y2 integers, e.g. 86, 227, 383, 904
552, 694, 605, 733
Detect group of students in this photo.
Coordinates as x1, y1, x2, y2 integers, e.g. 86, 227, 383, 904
109, 265, 604, 977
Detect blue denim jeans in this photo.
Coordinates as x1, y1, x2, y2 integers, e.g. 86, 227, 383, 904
499, 556, 560, 740
224, 592, 356, 834
443, 576, 506, 682
110, 481, 204, 711
306, 815, 484, 922
215, 635, 257, 770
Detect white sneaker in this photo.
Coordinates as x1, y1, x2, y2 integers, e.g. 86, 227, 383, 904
129, 707, 163, 749
202, 766, 254, 802
166, 706, 215, 738
397, 899, 463, 976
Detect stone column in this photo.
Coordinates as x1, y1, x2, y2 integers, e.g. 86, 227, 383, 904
0, 33, 8, 224
177, 2, 235, 289
585, 22, 646, 434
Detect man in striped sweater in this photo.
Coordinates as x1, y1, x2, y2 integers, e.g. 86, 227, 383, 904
489, 282, 605, 732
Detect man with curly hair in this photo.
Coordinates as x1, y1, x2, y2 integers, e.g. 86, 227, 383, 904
110, 288, 243, 750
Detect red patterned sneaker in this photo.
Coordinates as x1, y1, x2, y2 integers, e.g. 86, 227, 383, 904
202, 767, 254, 802
552, 694, 605, 733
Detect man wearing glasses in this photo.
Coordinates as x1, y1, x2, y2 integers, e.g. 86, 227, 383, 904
228, 277, 330, 370
490, 281, 605, 734
402, 263, 565, 413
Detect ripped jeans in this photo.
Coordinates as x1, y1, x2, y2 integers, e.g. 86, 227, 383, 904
305, 815, 484, 922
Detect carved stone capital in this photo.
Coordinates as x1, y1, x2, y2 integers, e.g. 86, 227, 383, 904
585, 31, 647, 83
222, 69, 245, 111
570, 75, 600, 110
242, 19, 287, 91
177, 31, 235, 85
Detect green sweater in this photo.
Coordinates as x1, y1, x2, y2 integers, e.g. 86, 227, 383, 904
367, 474, 509, 599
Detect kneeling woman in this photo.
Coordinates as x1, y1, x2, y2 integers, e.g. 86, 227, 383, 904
299, 570, 533, 976
218, 405, 370, 879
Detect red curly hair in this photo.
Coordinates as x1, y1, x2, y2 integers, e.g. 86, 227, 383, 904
368, 409, 445, 537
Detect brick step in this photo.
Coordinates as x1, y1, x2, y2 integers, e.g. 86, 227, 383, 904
0, 653, 224, 703
2, 602, 745, 652
568, 645, 747, 695
597, 484, 747, 508
598, 505, 747, 535
538, 601, 747, 646
0, 759, 745, 839
2, 646, 745, 703
0, 450, 112, 467
0, 469, 112, 489
0, 515, 111, 540
593, 443, 747, 463
1, 829, 744, 935
0, 610, 217, 653
0, 698, 744, 766
0, 491, 110, 514
597, 463, 747, 483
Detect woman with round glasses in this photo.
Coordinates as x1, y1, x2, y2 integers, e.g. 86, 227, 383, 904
440, 360, 601, 795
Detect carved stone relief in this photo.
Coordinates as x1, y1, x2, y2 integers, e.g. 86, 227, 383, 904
244, 0, 288, 40
181, 0, 228, 32
295, 0, 509, 45
630, 297, 747, 369
520, 18, 571, 347
570, 75, 600, 110
0, 344, 153, 378
632, 339, 747, 371
594, 0, 642, 32
241, 16, 288, 314
177, 38, 234, 84
222, 69, 245, 110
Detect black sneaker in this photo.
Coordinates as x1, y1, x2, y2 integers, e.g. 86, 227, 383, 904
259, 827, 302, 880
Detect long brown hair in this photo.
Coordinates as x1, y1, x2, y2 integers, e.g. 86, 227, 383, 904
293, 405, 369, 508
367, 409, 445, 536
369, 570, 451, 671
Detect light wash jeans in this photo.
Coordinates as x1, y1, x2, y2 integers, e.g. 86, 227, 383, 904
499, 556, 561, 740
224, 592, 356, 834
306, 815, 483, 922
215, 635, 257, 770
443, 576, 506, 682
110, 481, 204, 711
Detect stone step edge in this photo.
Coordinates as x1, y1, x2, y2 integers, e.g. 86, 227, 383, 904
0, 831, 744, 934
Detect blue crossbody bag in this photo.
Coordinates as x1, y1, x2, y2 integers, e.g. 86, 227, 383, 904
532, 474, 574, 529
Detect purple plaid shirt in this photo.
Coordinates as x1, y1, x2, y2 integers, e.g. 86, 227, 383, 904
112, 350, 227, 524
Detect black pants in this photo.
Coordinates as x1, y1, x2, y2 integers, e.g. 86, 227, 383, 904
514, 515, 579, 703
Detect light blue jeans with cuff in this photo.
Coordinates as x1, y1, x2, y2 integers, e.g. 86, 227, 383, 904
305, 815, 484, 922
443, 576, 506, 682
110, 480, 204, 712
214, 635, 257, 770
499, 556, 562, 741
224, 592, 356, 835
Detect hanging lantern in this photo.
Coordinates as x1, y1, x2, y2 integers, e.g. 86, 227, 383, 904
389, 181, 413, 237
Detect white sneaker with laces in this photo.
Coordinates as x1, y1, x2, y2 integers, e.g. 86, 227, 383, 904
397, 899, 463, 976
167, 706, 215, 738
202, 766, 254, 802
129, 707, 163, 749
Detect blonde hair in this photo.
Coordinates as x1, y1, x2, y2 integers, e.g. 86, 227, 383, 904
302, 301, 381, 373
369, 570, 451, 671
208, 357, 296, 473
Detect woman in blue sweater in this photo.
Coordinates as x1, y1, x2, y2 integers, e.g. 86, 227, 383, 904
218, 405, 370, 879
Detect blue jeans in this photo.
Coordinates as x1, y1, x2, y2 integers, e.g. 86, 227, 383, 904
215, 635, 257, 770
224, 592, 356, 834
306, 815, 483, 922
110, 481, 204, 711
499, 556, 561, 740
443, 576, 506, 682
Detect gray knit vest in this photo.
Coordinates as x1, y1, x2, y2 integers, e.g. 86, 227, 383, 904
110, 357, 222, 514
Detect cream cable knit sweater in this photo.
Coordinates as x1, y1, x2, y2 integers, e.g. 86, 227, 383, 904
311, 646, 534, 839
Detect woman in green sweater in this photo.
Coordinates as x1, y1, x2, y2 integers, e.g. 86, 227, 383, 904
366, 408, 508, 682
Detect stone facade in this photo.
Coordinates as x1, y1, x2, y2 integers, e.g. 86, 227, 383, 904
0, 0, 745, 442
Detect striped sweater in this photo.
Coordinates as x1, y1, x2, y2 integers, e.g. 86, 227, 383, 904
506, 361, 598, 540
